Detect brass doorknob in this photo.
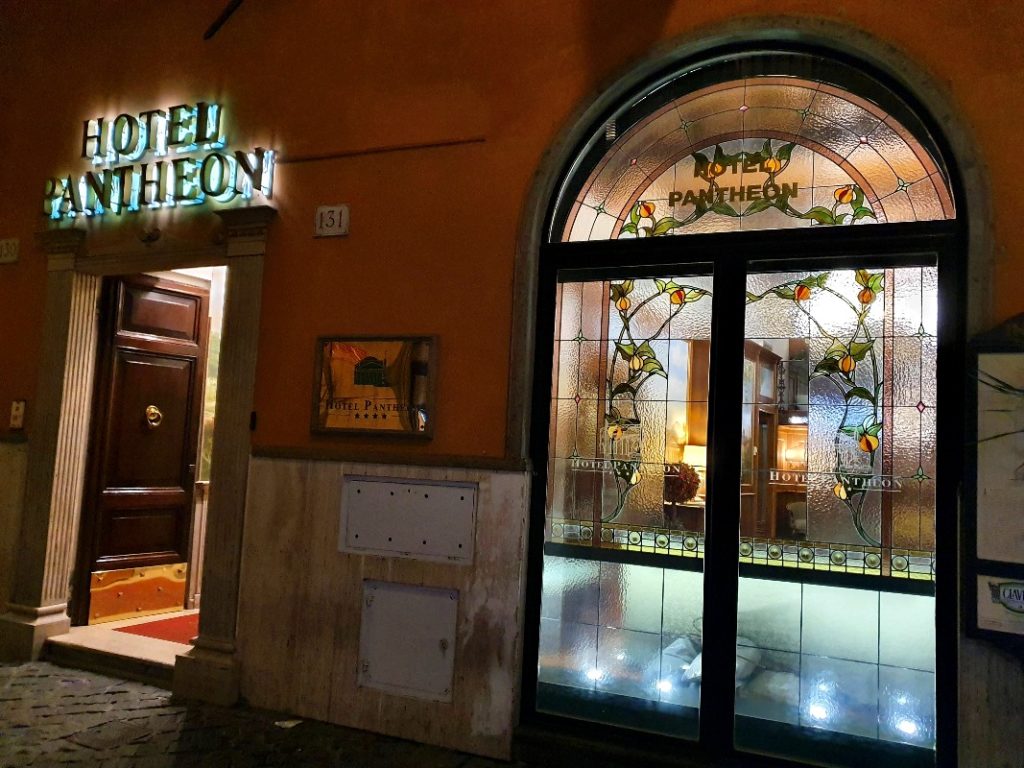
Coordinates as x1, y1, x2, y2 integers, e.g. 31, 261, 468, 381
145, 405, 163, 429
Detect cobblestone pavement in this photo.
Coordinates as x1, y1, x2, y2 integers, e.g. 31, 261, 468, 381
0, 662, 524, 768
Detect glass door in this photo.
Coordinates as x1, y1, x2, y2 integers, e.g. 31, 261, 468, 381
733, 265, 938, 766
536, 268, 713, 739
529, 253, 944, 768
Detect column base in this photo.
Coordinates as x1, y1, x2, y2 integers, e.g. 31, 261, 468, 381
0, 603, 71, 661
173, 646, 240, 707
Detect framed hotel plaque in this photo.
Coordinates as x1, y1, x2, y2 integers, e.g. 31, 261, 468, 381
965, 315, 1024, 655
312, 335, 436, 437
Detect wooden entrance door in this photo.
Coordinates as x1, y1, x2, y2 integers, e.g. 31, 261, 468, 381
74, 274, 209, 624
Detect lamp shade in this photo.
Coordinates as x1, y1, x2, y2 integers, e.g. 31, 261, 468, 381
681, 444, 707, 468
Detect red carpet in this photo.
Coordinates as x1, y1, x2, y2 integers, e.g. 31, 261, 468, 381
114, 613, 199, 645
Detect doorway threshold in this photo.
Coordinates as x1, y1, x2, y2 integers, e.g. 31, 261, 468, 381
43, 610, 197, 690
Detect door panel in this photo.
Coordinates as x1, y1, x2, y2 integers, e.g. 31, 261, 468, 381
536, 270, 713, 739
99, 508, 182, 559
529, 260, 940, 768
97, 490, 188, 563
120, 284, 202, 341
76, 274, 209, 624
734, 266, 937, 766
107, 353, 194, 488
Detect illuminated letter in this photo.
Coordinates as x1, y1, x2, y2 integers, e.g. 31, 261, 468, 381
167, 104, 196, 147
261, 150, 275, 197
200, 153, 232, 196
42, 177, 63, 217
233, 149, 265, 193
138, 162, 167, 205
59, 176, 84, 215
111, 164, 134, 212
196, 102, 222, 145
138, 109, 167, 152
84, 169, 113, 213
172, 158, 201, 202
233, 148, 274, 197
81, 117, 107, 160
111, 114, 140, 157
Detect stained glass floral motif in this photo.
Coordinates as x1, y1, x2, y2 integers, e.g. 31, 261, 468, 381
603, 279, 710, 521
744, 266, 937, 565
546, 267, 937, 576
546, 275, 713, 539
559, 77, 954, 242
747, 270, 885, 545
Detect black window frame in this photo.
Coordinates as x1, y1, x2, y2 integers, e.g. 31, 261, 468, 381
520, 44, 966, 768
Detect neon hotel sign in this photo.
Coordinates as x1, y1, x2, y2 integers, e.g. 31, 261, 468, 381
44, 102, 274, 220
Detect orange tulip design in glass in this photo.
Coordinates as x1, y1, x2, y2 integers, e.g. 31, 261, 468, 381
603, 278, 710, 522
747, 268, 885, 546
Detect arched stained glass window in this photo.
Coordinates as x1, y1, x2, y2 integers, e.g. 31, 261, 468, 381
530, 47, 961, 768
552, 55, 955, 242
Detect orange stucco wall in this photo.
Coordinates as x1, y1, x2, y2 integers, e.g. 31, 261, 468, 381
1, 1, 1020, 458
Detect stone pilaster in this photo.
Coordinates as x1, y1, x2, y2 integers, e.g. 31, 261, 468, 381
173, 206, 275, 704
0, 230, 100, 660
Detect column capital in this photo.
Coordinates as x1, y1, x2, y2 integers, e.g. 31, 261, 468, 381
216, 205, 277, 257
36, 229, 86, 271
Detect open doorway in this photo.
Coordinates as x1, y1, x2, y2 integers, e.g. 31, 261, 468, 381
68, 267, 226, 649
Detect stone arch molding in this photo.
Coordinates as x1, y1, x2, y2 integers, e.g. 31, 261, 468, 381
506, 16, 1006, 766
506, 15, 992, 463
0, 206, 274, 709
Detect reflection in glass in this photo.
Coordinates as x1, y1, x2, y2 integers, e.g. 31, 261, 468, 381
799, 655, 879, 739
879, 665, 936, 747
537, 557, 702, 736
538, 567, 937, 752
734, 579, 935, 751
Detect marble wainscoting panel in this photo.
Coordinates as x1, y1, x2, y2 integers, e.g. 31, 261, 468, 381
960, 636, 1024, 768
235, 457, 530, 760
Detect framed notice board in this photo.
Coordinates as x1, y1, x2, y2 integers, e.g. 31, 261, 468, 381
965, 314, 1024, 656
311, 335, 436, 438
